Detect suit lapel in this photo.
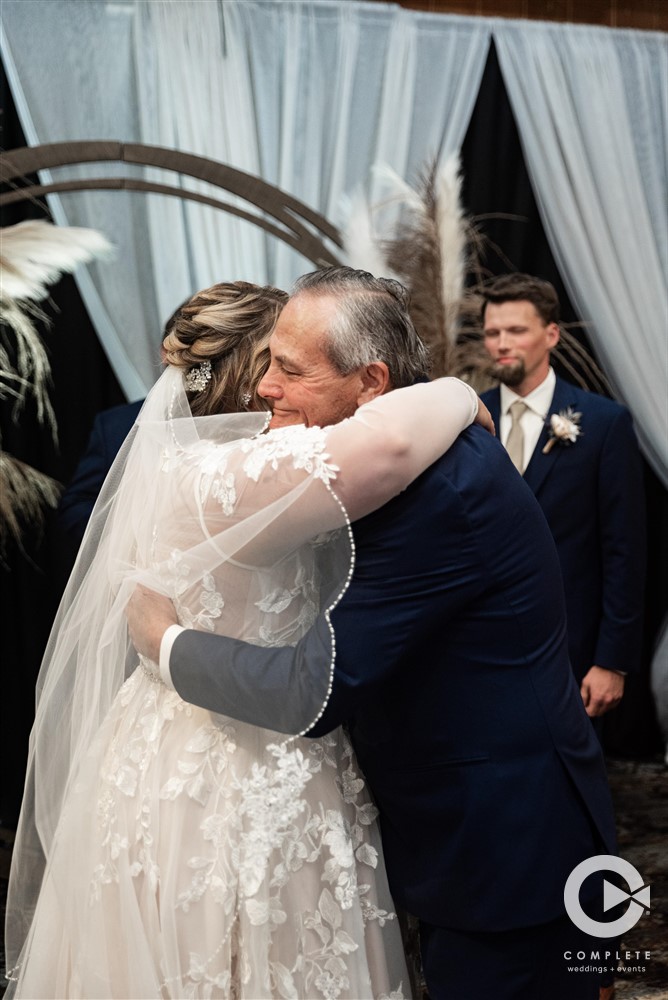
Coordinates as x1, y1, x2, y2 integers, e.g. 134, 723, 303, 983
486, 387, 501, 434
523, 378, 577, 496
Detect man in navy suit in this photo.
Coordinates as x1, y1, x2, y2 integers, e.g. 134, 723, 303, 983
59, 300, 190, 544
480, 274, 646, 721
58, 399, 143, 544
128, 268, 618, 999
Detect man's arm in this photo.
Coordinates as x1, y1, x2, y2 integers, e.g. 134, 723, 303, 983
580, 407, 646, 716
126, 585, 337, 735
125, 450, 481, 736
125, 388, 493, 728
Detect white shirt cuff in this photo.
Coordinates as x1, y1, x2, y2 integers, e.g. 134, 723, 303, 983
159, 624, 186, 688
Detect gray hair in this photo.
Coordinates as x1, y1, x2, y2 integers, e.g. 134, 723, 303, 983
292, 267, 431, 387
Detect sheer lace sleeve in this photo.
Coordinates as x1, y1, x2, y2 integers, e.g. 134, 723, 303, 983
157, 378, 479, 737
324, 377, 478, 520
190, 377, 478, 562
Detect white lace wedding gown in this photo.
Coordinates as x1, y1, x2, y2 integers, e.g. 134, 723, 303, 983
6, 371, 477, 1000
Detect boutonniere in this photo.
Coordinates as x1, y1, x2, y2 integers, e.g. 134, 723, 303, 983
542, 407, 582, 454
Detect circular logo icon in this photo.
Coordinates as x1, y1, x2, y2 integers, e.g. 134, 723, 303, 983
564, 855, 651, 938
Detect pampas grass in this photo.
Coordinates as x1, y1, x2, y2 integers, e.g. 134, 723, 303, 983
0, 220, 113, 554
0, 220, 112, 302
342, 154, 478, 378
340, 157, 609, 393
0, 453, 61, 558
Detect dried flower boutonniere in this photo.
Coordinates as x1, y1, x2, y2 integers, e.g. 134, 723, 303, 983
542, 407, 582, 454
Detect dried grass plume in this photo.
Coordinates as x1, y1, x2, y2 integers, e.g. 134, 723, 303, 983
0, 220, 113, 555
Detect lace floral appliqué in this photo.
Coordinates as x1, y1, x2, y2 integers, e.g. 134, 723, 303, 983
91, 675, 403, 999
241, 425, 339, 485
164, 549, 224, 632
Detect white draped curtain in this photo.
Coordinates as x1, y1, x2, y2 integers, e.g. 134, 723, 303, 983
1, 2, 666, 482
0, 0, 491, 395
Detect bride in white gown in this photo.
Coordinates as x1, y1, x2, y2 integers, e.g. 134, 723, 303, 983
5, 280, 483, 1000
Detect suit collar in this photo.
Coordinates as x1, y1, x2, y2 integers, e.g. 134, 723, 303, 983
499, 367, 556, 420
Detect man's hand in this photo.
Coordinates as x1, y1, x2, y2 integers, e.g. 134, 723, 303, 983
126, 584, 178, 663
475, 397, 496, 436
580, 665, 625, 717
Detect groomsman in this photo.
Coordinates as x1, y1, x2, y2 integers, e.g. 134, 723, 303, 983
59, 300, 189, 544
58, 398, 144, 545
480, 273, 646, 720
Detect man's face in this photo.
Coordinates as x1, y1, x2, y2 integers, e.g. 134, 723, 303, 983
258, 293, 368, 429
483, 300, 559, 396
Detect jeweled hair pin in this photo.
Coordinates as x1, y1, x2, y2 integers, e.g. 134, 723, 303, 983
184, 359, 212, 392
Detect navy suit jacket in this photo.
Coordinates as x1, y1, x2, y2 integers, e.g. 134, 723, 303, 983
482, 378, 646, 682
59, 400, 143, 544
170, 425, 616, 933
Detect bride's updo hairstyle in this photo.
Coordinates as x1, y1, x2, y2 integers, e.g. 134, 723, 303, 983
162, 281, 288, 416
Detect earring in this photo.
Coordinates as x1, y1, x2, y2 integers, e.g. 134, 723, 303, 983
241, 391, 252, 408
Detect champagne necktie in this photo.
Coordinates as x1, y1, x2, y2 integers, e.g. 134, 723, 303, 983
506, 400, 528, 473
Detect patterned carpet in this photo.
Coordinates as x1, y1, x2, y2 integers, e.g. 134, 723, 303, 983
1, 757, 666, 998
608, 758, 668, 998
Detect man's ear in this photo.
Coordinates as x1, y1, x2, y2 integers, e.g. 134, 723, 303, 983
547, 322, 560, 350
357, 362, 391, 405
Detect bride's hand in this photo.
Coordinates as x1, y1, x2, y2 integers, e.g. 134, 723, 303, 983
474, 397, 495, 436
126, 584, 178, 663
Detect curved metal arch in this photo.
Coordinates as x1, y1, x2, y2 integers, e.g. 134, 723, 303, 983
0, 141, 343, 268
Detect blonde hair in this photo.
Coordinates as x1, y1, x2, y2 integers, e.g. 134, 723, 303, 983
162, 281, 288, 416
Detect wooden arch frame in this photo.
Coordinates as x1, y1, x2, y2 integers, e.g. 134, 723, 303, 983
0, 141, 344, 268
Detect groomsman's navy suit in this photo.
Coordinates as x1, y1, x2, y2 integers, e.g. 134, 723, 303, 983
482, 376, 646, 685
167, 422, 617, 997
59, 400, 143, 544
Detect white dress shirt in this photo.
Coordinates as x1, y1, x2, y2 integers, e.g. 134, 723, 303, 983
499, 368, 556, 472
159, 624, 183, 688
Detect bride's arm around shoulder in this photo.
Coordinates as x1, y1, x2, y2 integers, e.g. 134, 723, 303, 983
126, 378, 491, 730
195, 378, 489, 540
325, 378, 491, 520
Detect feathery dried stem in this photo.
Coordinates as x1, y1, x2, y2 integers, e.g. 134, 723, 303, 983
341, 161, 607, 392
0, 452, 61, 560
381, 157, 472, 376
557, 326, 611, 395
339, 192, 396, 280
341, 157, 492, 379
0, 219, 113, 302
0, 219, 112, 551
0, 299, 57, 437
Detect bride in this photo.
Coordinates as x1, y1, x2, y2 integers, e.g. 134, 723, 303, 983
6, 279, 485, 1000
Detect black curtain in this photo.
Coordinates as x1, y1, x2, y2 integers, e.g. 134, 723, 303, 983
1, 42, 665, 825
